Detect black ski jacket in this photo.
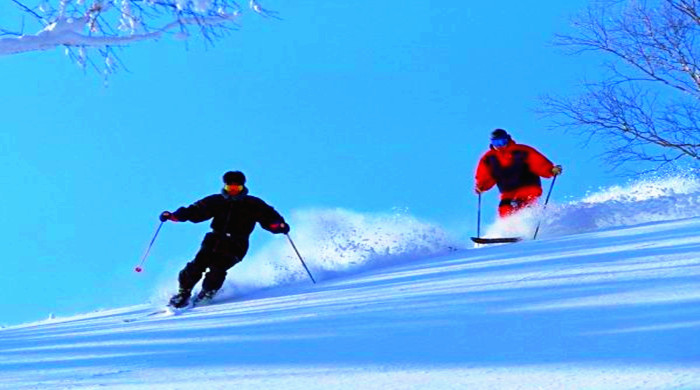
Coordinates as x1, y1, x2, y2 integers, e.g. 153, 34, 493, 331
171, 188, 286, 257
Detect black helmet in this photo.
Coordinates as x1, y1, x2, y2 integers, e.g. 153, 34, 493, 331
490, 128, 510, 140
223, 171, 246, 185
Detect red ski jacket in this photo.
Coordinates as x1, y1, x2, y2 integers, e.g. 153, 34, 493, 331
475, 140, 555, 200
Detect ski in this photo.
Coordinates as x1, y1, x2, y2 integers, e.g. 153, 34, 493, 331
123, 309, 169, 323
471, 237, 522, 244
122, 306, 185, 323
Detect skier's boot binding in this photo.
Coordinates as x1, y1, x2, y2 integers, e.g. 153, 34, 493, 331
193, 289, 217, 306
168, 288, 191, 308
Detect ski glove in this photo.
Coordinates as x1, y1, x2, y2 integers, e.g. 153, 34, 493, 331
269, 222, 290, 234
551, 165, 563, 176
159, 211, 179, 222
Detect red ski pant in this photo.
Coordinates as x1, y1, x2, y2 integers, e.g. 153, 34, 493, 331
498, 195, 539, 218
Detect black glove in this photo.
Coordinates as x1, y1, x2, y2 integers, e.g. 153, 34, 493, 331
552, 165, 563, 176
270, 222, 290, 234
159, 211, 177, 222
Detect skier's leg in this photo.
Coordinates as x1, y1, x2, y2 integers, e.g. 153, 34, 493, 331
498, 199, 515, 217
512, 195, 540, 213
169, 249, 212, 308
201, 253, 242, 292
178, 248, 212, 291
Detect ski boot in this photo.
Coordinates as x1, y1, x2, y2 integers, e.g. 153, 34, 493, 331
192, 289, 217, 307
168, 288, 191, 309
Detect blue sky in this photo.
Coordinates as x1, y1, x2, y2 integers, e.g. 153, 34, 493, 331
0, 0, 620, 325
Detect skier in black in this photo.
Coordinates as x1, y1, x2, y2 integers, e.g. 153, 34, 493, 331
160, 171, 290, 308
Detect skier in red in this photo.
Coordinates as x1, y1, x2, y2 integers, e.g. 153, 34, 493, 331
475, 129, 562, 217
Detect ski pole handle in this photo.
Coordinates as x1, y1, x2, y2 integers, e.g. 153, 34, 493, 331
135, 221, 164, 273
285, 234, 316, 284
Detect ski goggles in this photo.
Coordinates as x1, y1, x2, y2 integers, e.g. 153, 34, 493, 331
224, 184, 244, 195
491, 138, 509, 147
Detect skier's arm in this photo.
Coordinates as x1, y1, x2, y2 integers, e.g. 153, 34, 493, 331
525, 146, 555, 178
475, 156, 496, 192
254, 198, 289, 234
171, 195, 218, 223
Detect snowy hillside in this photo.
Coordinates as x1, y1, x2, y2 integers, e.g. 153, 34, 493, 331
1, 176, 700, 389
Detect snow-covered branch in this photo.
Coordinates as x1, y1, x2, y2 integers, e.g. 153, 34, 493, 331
1, 0, 277, 75
0, 13, 237, 56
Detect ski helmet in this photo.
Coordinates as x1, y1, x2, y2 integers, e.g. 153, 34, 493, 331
490, 128, 510, 140
223, 171, 246, 185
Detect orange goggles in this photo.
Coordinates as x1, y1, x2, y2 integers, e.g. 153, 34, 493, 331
224, 184, 244, 194
224, 184, 243, 193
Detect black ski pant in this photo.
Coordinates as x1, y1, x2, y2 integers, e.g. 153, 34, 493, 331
178, 232, 248, 292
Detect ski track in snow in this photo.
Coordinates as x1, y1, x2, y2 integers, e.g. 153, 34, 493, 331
1, 176, 700, 389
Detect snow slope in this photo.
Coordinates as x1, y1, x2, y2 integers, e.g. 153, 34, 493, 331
1, 176, 700, 389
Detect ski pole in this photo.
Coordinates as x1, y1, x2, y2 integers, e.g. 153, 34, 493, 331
533, 175, 557, 240
477, 192, 482, 238
135, 221, 164, 273
285, 234, 316, 284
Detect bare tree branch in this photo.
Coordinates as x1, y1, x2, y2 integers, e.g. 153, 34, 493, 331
11, 0, 45, 21
542, 0, 700, 173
